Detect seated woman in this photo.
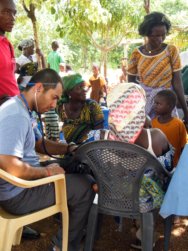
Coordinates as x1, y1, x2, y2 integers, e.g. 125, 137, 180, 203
90, 83, 174, 248
58, 73, 104, 144
93, 82, 174, 198
106, 82, 174, 248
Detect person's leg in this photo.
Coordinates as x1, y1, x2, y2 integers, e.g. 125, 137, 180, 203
0, 183, 55, 215
0, 174, 94, 251
54, 174, 95, 251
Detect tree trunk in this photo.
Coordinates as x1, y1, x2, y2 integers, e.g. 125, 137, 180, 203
100, 50, 107, 79
82, 46, 87, 72
22, 1, 42, 69
144, 0, 150, 14
103, 51, 107, 79
32, 19, 42, 70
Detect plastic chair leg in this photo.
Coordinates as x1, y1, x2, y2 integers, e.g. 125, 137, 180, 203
164, 215, 173, 251
0, 220, 8, 251
117, 217, 123, 232
62, 210, 69, 251
141, 212, 154, 251
3, 224, 18, 251
13, 227, 23, 245
84, 204, 98, 251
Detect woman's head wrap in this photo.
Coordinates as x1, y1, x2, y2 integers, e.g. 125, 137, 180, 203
59, 73, 85, 104
107, 83, 146, 143
18, 39, 34, 51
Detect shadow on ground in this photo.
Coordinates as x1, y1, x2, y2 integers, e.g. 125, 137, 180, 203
12, 215, 188, 251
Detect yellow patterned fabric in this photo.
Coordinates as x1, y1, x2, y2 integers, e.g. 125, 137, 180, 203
59, 99, 104, 144
128, 45, 181, 88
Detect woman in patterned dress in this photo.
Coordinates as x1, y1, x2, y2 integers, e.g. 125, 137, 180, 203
128, 12, 188, 126
58, 73, 104, 144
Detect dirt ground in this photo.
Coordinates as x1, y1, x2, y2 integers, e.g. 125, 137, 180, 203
12, 214, 188, 251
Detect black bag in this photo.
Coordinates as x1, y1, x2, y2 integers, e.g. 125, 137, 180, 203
58, 153, 91, 174
40, 153, 91, 175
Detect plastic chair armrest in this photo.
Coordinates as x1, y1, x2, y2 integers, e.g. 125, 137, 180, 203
0, 169, 65, 188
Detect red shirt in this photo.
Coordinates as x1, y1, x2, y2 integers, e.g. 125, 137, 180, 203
0, 36, 20, 97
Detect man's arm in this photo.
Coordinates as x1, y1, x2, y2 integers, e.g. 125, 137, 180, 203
172, 71, 188, 126
15, 63, 20, 73
0, 155, 64, 180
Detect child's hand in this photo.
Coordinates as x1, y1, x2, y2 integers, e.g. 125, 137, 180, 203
183, 117, 188, 132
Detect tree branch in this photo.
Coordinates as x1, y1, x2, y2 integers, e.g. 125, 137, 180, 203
144, 0, 150, 14
22, 0, 29, 14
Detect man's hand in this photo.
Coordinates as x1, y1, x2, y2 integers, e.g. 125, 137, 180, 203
45, 163, 65, 176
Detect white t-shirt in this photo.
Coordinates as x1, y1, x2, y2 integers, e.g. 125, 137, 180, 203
16, 54, 37, 87
16, 54, 37, 67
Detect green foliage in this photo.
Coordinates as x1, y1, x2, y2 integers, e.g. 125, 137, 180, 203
108, 46, 124, 68
11, 0, 188, 75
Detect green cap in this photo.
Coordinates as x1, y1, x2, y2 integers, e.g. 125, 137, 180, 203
59, 73, 85, 104
63, 73, 84, 92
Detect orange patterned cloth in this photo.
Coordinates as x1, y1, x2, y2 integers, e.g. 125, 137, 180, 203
128, 45, 181, 88
152, 117, 187, 166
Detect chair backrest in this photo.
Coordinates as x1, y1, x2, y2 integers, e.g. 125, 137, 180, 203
76, 140, 166, 218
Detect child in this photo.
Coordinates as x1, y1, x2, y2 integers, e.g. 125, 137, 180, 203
152, 89, 187, 167
59, 62, 67, 78
89, 64, 108, 103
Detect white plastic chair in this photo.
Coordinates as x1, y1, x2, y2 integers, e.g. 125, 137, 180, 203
0, 168, 69, 251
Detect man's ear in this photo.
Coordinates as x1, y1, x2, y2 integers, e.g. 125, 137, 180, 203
34, 82, 43, 92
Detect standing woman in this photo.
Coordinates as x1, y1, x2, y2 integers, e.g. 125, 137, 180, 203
16, 39, 45, 89
128, 12, 188, 126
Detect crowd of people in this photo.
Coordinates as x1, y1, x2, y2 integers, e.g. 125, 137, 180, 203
0, 0, 188, 250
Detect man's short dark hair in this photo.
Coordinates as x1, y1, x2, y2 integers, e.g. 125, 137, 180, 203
25, 68, 62, 91
138, 12, 171, 36
156, 89, 177, 110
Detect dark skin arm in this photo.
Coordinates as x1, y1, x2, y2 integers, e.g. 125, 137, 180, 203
94, 123, 104, 130
35, 138, 78, 155
103, 84, 108, 96
15, 63, 20, 73
35, 138, 68, 155
172, 71, 188, 126
128, 74, 139, 84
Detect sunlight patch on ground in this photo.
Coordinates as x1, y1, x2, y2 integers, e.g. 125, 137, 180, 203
181, 218, 188, 226
172, 227, 186, 237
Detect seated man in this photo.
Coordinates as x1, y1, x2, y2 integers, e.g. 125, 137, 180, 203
0, 68, 94, 251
